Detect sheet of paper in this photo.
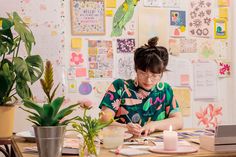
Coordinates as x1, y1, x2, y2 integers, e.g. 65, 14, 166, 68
163, 56, 192, 88
193, 60, 218, 99
173, 88, 191, 116
106, 0, 116, 8
219, 7, 228, 19
71, 38, 82, 49
105, 10, 113, 16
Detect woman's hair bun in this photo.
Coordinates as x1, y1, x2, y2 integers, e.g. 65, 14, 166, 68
147, 36, 158, 47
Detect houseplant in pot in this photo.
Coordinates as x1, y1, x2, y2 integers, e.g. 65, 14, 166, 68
0, 12, 44, 138
20, 60, 79, 157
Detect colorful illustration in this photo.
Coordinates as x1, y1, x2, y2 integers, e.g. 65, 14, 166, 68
188, 0, 212, 38
88, 40, 113, 78
79, 82, 92, 95
117, 39, 135, 53
195, 103, 222, 128
70, 51, 84, 66
214, 18, 227, 39
217, 60, 231, 77
170, 10, 186, 37
71, 0, 105, 35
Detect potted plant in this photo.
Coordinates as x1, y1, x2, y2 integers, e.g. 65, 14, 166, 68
20, 60, 79, 157
0, 12, 44, 138
72, 103, 114, 157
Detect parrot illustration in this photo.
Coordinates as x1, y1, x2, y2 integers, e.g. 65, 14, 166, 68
111, 0, 139, 37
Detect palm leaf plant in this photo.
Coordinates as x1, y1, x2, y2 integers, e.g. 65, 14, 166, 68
0, 12, 44, 105
20, 60, 79, 126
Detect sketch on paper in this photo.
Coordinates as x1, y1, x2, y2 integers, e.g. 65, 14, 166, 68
188, 0, 212, 38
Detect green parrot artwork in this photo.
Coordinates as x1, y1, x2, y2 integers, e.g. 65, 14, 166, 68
111, 0, 139, 37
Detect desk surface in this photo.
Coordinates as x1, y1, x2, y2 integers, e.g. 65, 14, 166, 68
11, 130, 236, 157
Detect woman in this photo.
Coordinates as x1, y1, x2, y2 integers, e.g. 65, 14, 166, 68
99, 37, 183, 136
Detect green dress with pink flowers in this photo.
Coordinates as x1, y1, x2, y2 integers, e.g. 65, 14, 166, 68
99, 79, 180, 126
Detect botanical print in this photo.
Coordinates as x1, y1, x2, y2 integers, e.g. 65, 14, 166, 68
195, 103, 222, 128
88, 40, 113, 78
214, 40, 229, 59
188, 0, 212, 38
117, 39, 135, 53
217, 60, 231, 77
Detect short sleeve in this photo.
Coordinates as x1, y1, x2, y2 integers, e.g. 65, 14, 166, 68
165, 83, 180, 117
99, 79, 124, 112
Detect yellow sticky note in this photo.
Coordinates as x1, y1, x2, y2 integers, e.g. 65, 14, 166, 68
218, 0, 229, 6
106, 10, 113, 16
0, 20, 2, 28
106, 0, 116, 8
71, 38, 82, 49
219, 7, 228, 19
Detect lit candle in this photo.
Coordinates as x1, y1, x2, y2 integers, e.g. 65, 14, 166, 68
163, 125, 178, 150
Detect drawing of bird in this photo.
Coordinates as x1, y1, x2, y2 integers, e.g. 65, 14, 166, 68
111, 0, 139, 37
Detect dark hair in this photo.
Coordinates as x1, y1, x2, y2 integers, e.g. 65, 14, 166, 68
134, 36, 169, 73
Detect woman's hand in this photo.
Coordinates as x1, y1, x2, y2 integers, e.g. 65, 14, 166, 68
141, 121, 157, 136
126, 123, 142, 136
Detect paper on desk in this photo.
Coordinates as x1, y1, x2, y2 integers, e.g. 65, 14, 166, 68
110, 148, 150, 156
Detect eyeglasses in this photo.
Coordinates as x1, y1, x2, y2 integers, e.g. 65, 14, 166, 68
137, 70, 162, 82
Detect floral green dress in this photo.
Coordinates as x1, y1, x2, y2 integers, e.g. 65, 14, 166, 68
99, 79, 180, 126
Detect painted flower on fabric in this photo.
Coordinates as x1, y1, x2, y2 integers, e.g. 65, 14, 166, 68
137, 89, 150, 99
70, 52, 84, 65
195, 104, 222, 129
112, 99, 121, 110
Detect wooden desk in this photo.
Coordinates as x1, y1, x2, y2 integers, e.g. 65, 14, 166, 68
11, 134, 236, 157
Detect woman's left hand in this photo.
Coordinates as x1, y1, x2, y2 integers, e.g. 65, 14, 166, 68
141, 121, 157, 136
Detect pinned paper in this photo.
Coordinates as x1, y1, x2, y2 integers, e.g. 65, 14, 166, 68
214, 18, 227, 39
76, 68, 86, 77
218, 0, 229, 6
0, 20, 2, 28
106, 10, 113, 16
219, 7, 228, 19
173, 88, 191, 116
106, 0, 116, 8
68, 80, 77, 93
217, 60, 231, 77
71, 38, 82, 49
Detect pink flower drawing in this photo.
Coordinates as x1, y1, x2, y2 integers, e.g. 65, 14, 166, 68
70, 52, 84, 65
195, 103, 222, 128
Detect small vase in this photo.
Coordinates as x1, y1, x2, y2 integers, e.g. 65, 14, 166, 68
79, 136, 100, 157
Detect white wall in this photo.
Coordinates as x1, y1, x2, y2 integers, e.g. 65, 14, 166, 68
232, 0, 236, 124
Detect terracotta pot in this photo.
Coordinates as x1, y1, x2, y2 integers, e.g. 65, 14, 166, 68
0, 105, 16, 138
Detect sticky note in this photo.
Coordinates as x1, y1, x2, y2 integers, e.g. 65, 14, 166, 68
106, 10, 113, 16
218, 0, 229, 6
76, 68, 86, 77
106, 0, 116, 8
71, 38, 82, 49
219, 7, 228, 19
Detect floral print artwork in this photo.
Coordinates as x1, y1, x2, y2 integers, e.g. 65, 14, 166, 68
195, 103, 222, 128
117, 39, 135, 53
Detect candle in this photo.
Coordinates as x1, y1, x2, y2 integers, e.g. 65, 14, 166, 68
163, 125, 178, 150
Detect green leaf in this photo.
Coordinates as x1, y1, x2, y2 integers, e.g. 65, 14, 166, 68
13, 57, 31, 81
43, 103, 54, 120
16, 79, 32, 99
51, 96, 64, 116
22, 99, 44, 116
156, 111, 165, 121
25, 55, 44, 84
143, 98, 151, 111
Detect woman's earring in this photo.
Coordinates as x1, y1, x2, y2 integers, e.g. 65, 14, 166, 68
134, 77, 138, 87
156, 81, 164, 91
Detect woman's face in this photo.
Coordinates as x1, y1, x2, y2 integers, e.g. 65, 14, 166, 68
136, 69, 162, 90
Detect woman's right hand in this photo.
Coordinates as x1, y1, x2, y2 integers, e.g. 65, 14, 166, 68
126, 123, 142, 136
